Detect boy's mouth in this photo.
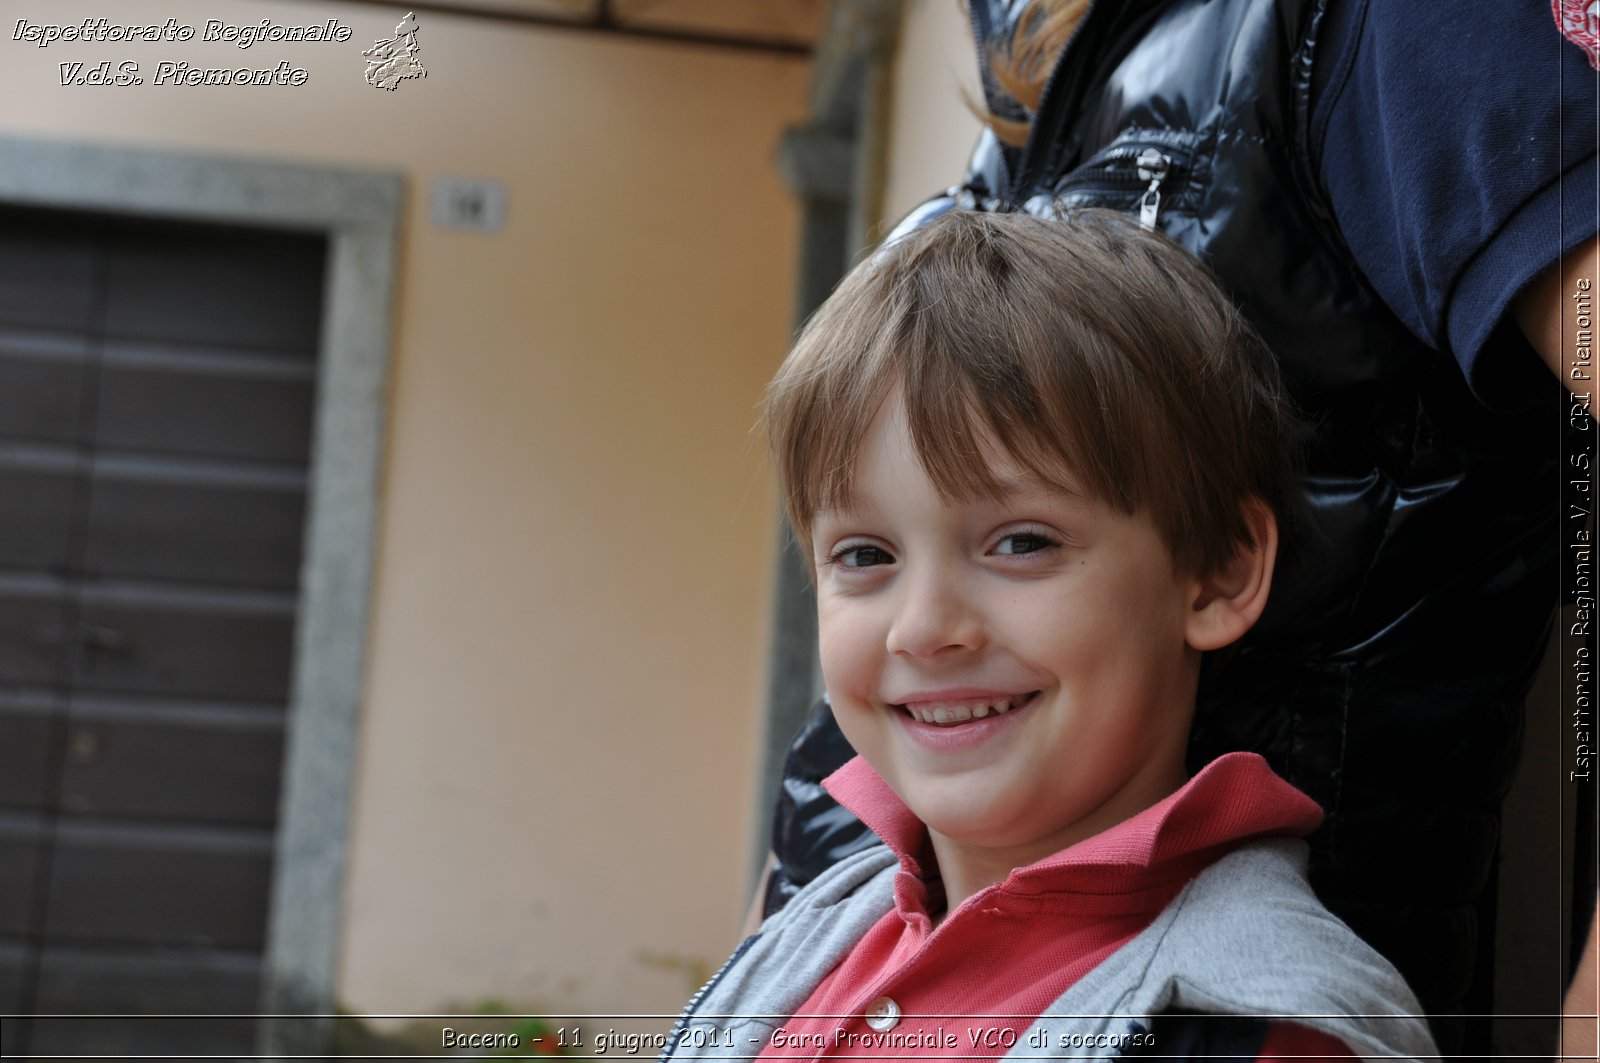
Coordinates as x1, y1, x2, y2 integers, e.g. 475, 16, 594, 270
894, 691, 1041, 726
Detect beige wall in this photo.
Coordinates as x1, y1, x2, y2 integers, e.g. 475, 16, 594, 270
0, 0, 806, 1022
880, 0, 982, 233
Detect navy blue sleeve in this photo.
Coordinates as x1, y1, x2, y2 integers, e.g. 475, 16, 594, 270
1308, 0, 1598, 401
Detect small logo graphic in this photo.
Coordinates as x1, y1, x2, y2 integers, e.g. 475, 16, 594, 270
1554, 0, 1600, 69
364, 11, 426, 90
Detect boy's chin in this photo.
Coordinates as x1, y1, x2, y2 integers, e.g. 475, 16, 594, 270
914, 796, 1071, 857
911, 777, 1161, 869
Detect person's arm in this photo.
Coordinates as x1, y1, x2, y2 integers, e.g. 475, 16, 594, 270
1565, 916, 1599, 1062
1514, 232, 1599, 410
1512, 232, 1599, 1060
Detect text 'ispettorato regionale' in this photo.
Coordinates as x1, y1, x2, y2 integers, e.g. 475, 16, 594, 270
12, 17, 354, 87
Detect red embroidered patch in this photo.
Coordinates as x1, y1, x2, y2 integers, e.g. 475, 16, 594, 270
1554, 0, 1600, 69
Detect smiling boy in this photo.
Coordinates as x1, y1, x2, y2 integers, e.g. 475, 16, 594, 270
659, 211, 1435, 1062
813, 395, 1236, 911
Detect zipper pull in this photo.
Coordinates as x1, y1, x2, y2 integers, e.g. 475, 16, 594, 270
1136, 148, 1170, 229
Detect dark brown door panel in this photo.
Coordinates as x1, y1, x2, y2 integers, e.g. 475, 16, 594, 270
72, 581, 296, 701
96, 343, 316, 464
83, 456, 307, 589
0, 332, 88, 445
0, 574, 69, 687
0, 445, 77, 573
42, 820, 273, 949
0, 813, 42, 936
26, 944, 261, 1055
0, 692, 54, 809
57, 696, 286, 825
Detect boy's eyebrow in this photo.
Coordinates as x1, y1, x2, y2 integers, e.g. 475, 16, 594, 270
811, 473, 1087, 524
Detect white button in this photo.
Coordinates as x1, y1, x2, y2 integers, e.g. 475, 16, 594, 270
865, 996, 901, 1032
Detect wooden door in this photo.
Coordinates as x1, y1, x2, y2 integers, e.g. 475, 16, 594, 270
0, 205, 325, 1058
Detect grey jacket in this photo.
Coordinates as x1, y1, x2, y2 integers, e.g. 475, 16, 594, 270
661, 838, 1437, 1062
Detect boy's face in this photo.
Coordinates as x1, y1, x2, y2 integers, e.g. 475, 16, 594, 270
811, 394, 1208, 882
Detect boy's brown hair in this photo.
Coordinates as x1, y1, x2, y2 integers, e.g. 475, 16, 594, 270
761, 209, 1298, 578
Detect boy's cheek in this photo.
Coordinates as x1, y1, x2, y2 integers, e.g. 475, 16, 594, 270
816, 611, 877, 681
830, 706, 875, 761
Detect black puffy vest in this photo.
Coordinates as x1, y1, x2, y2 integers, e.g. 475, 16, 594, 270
770, 0, 1564, 1034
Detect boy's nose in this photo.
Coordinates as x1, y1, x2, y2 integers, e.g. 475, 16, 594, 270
884, 571, 985, 659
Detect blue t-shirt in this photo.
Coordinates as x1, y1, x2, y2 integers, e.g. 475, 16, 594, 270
1308, 0, 1598, 403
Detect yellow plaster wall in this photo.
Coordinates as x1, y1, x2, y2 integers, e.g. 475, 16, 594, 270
0, 0, 806, 1021
881, 0, 982, 232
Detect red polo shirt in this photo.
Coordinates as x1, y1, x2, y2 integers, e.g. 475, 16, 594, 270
758, 752, 1355, 1061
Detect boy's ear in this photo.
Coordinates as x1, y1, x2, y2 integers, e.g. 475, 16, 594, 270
1185, 498, 1278, 652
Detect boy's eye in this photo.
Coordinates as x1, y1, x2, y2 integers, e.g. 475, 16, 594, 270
828, 544, 895, 568
993, 532, 1057, 556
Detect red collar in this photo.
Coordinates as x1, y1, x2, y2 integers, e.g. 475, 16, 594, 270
822, 751, 1323, 898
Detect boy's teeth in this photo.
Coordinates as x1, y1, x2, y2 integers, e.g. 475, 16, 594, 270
909, 698, 1016, 725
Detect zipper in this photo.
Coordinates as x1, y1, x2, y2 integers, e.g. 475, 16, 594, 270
1012, 0, 1189, 195
970, 0, 1166, 205
967, 0, 1019, 197
657, 933, 760, 1062
1044, 141, 1192, 228
967, 0, 997, 110
1012, 0, 1105, 193
1135, 147, 1169, 229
